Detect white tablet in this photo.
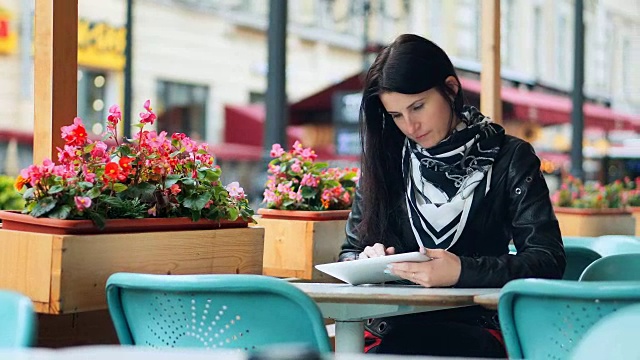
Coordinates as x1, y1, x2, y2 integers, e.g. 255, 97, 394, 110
315, 251, 432, 285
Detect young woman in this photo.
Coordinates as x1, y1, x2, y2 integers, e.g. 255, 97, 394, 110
340, 34, 566, 357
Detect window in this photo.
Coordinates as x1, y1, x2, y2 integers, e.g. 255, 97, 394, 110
534, 6, 544, 78
456, 0, 480, 60
556, 14, 569, 85
156, 81, 208, 141
249, 91, 265, 104
77, 69, 108, 136
500, 0, 514, 67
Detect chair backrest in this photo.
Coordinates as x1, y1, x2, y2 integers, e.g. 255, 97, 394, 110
509, 236, 640, 280
499, 279, 640, 359
570, 303, 640, 359
579, 253, 640, 281
568, 235, 640, 256
561, 246, 601, 280
0, 290, 36, 348
106, 273, 331, 353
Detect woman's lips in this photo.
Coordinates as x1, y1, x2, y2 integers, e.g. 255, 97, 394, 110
415, 132, 429, 140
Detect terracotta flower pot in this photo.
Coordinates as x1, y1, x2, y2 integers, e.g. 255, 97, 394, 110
0, 210, 248, 235
257, 208, 350, 221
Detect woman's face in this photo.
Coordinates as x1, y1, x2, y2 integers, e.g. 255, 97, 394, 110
379, 78, 458, 148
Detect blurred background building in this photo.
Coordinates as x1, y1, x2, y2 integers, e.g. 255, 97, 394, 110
0, 0, 638, 205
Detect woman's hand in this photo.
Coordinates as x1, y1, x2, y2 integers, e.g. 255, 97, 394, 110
358, 243, 396, 259
387, 248, 461, 287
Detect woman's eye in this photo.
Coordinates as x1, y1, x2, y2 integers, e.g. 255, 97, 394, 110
391, 113, 401, 119
412, 104, 424, 111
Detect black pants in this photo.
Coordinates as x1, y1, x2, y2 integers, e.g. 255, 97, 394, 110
365, 306, 507, 358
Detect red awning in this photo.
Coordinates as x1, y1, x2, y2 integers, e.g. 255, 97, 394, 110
460, 78, 640, 131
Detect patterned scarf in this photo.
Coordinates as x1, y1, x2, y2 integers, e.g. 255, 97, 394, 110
401, 106, 505, 250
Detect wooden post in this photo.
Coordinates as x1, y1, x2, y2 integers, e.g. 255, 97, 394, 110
33, 0, 78, 164
480, 0, 502, 124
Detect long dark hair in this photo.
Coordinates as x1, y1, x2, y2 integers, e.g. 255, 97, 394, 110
357, 34, 466, 248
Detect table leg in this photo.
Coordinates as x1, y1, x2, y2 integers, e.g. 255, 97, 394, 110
334, 320, 364, 353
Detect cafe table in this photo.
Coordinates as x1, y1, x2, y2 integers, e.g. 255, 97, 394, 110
293, 283, 500, 353
0, 346, 473, 360
473, 293, 500, 310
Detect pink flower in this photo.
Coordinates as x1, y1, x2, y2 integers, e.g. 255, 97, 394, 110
270, 143, 285, 158
170, 184, 181, 195
226, 181, 245, 200
268, 164, 281, 174
91, 141, 108, 159
300, 173, 319, 187
60, 117, 88, 146
290, 160, 302, 174
139, 100, 157, 125
107, 104, 121, 127
301, 147, 317, 161
83, 165, 96, 183
148, 205, 157, 217
74, 196, 92, 211
57, 145, 79, 164
147, 131, 167, 149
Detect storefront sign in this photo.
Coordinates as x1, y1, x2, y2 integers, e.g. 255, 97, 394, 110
0, 7, 17, 54
78, 19, 125, 70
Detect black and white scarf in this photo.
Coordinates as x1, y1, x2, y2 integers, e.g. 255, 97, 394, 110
402, 106, 505, 250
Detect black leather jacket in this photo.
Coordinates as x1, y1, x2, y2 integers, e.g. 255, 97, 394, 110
340, 135, 566, 288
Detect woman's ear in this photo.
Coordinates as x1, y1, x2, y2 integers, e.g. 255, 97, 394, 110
444, 76, 459, 96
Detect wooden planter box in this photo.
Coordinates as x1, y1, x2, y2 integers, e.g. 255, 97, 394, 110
0, 226, 265, 315
554, 207, 635, 237
257, 209, 349, 281
629, 207, 640, 236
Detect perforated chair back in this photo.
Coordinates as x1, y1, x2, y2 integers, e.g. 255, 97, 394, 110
499, 279, 640, 359
106, 273, 331, 352
570, 303, 640, 359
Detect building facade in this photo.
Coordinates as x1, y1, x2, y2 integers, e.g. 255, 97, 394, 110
0, 0, 638, 178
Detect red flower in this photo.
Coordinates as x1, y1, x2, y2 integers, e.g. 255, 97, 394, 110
104, 162, 125, 181
119, 156, 135, 175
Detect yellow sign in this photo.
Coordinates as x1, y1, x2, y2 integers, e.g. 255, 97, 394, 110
0, 7, 17, 54
78, 19, 126, 71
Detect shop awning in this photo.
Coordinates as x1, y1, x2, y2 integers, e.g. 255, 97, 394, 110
460, 78, 640, 131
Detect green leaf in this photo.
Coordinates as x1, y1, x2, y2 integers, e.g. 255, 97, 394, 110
48, 185, 64, 194
78, 181, 94, 189
48, 205, 72, 219
164, 174, 182, 188
197, 149, 208, 155
340, 180, 356, 189
112, 183, 128, 193
117, 145, 133, 157
169, 150, 181, 158
324, 180, 340, 188
301, 186, 318, 199
31, 197, 57, 217
227, 207, 239, 221
88, 211, 107, 230
134, 123, 145, 129
199, 168, 220, 182
87, 186, 102, 199
282, 199, 295, 207
312, 162, 329, 170
190, 210, 201, 222
181, 178, 196, 187
83, 142, 97, 152
126, 182, 156, 198
22, 187, 35, 200
183, 193, 211, 211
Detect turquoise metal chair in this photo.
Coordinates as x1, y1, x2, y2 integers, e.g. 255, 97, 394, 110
509, 236, 640, 280
499, 279, 640, 359
0, 290, 36, 348
579, 253, 640, 281
106, 273, 331, 352
570, 303, 640, 359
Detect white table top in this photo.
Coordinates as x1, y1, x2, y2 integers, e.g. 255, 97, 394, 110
0, 346, 469, 360
294, 283, 500, 306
